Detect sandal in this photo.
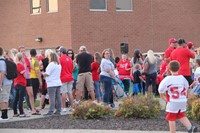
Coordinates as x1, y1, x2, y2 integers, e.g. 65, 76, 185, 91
32, 112, 41, 115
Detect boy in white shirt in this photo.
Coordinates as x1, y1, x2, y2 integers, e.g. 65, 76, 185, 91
158, 60, 197, 133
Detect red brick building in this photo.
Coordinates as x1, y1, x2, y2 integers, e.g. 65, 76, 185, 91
0, 0, 200, 56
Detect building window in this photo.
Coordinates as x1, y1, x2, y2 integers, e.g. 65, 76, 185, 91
30, 0, 41, 14
47, 0, 58, 13
90, 0, 107, 11
116, 0, 132, 11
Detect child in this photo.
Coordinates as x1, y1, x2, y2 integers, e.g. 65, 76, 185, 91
158, 60, 197, 133
130, 64, 145, 96
190, 59, 200, 96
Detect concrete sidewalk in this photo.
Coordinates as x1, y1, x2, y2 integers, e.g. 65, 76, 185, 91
0, 129, 186, 133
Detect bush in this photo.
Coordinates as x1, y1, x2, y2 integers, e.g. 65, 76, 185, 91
186, 94, 200, 120
191, 99, 200, 120
115, 96, 161, 119
72, 101, 113, 119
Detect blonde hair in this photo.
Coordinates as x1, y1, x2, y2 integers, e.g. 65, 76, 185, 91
49, 52, 59, 64
14, 52, 23, 64
45, 49, 53, 58
147, 50, 157, 64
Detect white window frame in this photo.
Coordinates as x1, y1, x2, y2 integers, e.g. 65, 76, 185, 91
30, 0, 41, 15
46, 0, 58, 13
90, 0, 107, 11
116, 0, 133, 12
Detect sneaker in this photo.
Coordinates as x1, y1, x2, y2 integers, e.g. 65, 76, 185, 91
62, 108, 67, 112
19, 114, 30, 118
0, 118, 9, 122
188, 126, 198, 133
43, 112, 53, 117
92, 100, 98, 104
110, 103, 115, 108
13, 114, 19, 117
69, 107, 74, 112
53, 111, 61, 115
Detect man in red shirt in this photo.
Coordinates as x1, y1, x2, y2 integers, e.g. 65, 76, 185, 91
160, 38, 178, 76
59, 47, 74, 112
171, 39, 195, 85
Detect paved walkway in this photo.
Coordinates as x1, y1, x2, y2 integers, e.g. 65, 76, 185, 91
0, 99, 173, 133
0, 129, 187, 133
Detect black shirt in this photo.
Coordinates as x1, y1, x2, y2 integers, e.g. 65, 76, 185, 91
133, 70, 142, 83
76, 52, 93, 74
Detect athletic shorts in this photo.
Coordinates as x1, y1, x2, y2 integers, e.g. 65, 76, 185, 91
166, 111, 186, 121
26, 79, 32, 87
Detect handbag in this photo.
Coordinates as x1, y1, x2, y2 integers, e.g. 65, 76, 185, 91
142, 58, 150, 75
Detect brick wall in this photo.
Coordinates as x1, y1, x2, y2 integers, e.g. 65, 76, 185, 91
70, 0, 200, 57
0, 0, 71, 51
0, 0, 200, 58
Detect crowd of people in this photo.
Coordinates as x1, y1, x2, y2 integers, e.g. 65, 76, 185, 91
0, 38, 199, 132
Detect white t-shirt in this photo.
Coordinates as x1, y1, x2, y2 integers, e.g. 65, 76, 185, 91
45, 62, 62, 88
194, 67, 200, 81
158, 75, 189, 113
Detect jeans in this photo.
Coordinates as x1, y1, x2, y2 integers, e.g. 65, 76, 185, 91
94, 80, 102, 100
100, 75, 113, 105
145, 72, 157, 94
13, 84, 26, 115
122, 79, 131, 94
9, 82, 16, 109
47, 86, 61, 114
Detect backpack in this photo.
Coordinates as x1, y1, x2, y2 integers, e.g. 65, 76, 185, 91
0, 58, 18, 80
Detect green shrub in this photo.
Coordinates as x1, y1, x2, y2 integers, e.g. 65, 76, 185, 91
115, 96, 161, 119
191, 99, 200, 120
72, 101, 113, 119
186, 94, 199, 120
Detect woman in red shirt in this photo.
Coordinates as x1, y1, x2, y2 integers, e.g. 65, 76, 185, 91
116, 54, 132, 95
91, 52, 102, 103
13, 53, 27, 117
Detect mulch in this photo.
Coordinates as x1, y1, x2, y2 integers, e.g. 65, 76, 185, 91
0, 111, 199, 131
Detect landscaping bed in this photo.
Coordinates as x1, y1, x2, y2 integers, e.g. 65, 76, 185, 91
0, 111, 199, 131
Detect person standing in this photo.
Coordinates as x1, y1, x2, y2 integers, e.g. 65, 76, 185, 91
59, 47, 74, 112
75, 45, 96, 104
100, 49, 118, 106
91, 52, 102, 103
42, 52, 62, 116
13, 53, 27, 117
29, 49, 42, 100
0, 47, 13, 121
116, 54, 132, 95
171, 39, 195, 85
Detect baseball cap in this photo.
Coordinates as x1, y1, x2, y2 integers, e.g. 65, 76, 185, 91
187, 42, 194, 49
168, 38, 177, 44
178, 39, 187, 45
79, 45, 87, 51
59, 47, 67, 53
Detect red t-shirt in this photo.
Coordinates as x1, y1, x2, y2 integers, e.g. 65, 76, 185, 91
160, 61, 167, 75
59, 54, 74, 83
164, 46, 175, 58
14, 63, 26, 87
91, 62, 100, 81
117, 60, 131, 75
171, 47, 195, 76
38, 56, 44, 62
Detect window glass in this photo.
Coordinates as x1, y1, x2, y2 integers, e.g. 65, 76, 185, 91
90, 0, 106, 10
30, 0, 41, 14
47, 0, 58, 12
116, 0, 132, 11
